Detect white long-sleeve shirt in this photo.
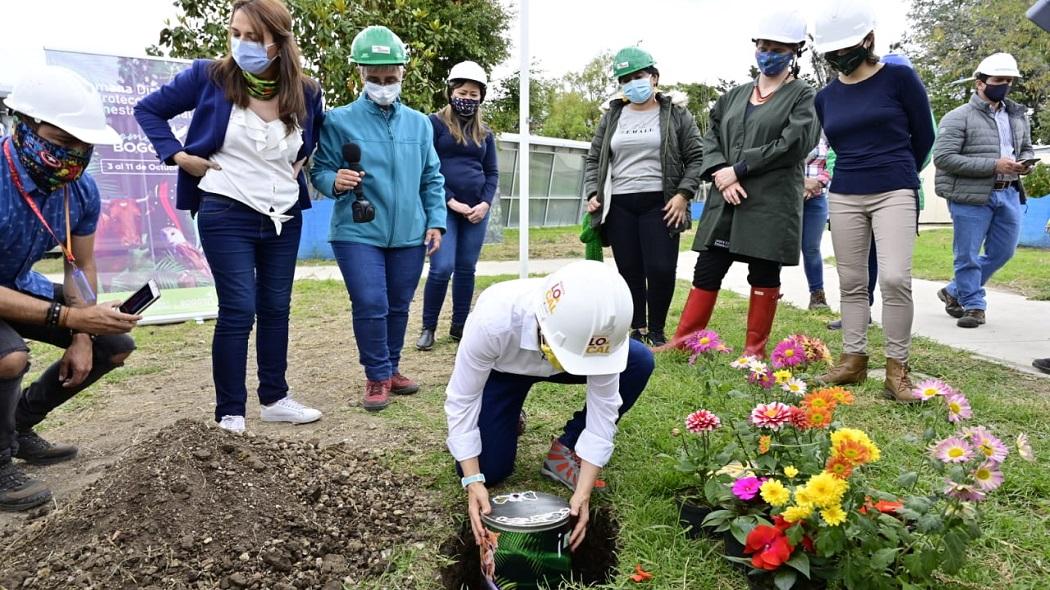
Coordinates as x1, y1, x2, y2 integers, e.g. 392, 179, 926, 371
444, 279, 623, 468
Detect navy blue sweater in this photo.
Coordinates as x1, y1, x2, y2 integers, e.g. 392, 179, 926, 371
815, 63, 935, 195
429, 114, 499, 206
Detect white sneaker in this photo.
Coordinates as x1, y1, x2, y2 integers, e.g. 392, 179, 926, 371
218, 415, 246, 433
260, 396, 322, 424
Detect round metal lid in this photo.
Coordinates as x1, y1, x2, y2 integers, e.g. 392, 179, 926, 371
480, 491, 571, 532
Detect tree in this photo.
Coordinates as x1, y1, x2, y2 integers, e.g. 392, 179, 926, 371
540, 91, 597, 141
484, 67, 557, 134
662, 82, 720, 136
903, 0, 1050, 142
148, 0, 511, 114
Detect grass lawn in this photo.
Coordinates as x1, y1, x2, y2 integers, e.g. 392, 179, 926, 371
911, 229, 1050, 300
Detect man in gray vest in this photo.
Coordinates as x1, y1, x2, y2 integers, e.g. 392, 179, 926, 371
933, 52, 1036, 329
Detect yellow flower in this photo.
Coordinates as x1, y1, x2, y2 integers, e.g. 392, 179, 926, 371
774, 369, 793, 385
758, 435, 772, 454
760, 479, 791, 507
782, 504, 813, 523
831, 428, 881, 463
784, 465, 799, 479
794, 485, 815, 507
820, 504, 847, 526
804, 472, 849, 508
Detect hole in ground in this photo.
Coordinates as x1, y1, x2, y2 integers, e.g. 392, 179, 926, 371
440, 505, 619, 590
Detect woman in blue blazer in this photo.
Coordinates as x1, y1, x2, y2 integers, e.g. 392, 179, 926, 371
135, 0, 325, 434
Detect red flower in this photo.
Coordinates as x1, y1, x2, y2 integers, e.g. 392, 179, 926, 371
744, 524, 795, 570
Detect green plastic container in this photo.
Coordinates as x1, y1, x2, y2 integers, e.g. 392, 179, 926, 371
479, 491, 572, 590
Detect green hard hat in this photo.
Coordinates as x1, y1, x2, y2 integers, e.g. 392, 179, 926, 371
351, 25, 407, 65
611, 47, 655, 78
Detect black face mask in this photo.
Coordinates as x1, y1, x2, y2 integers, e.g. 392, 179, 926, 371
825, 44, 870, 76
983, 82, 1011, 103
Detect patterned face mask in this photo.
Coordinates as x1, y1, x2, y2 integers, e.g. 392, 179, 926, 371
12, 122, 92, 193
450, 97, 480, 117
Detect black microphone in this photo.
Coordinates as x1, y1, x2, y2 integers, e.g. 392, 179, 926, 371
341, 142, 374, 223
341, 142, 364, 198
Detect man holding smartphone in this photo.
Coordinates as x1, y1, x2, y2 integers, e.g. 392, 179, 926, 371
932, 52, 1037, 329
0, 67, 140, 511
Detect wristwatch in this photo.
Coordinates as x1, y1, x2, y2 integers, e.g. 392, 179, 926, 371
461, 473, 486, 488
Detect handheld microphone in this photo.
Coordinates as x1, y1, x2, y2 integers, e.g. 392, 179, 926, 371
341, 142, 375, 223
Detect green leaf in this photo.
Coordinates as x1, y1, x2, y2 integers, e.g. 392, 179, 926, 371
786, 550, 811, 578
916, 513, 943, 533
896, 471, 919, 488
774, 569, 798, 590
942, 529, 968, 573
701, 509, 734, 527
786, 524, 804, 546
870, 547, 898, 571
923, 426, 937, 441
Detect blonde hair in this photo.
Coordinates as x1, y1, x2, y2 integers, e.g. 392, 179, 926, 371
438, 81, 487, 146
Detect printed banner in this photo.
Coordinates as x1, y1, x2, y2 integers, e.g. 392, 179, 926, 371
44, 49, 216, 323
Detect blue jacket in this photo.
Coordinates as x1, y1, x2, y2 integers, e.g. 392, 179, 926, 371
134, 59, 325, 213
311, 94, 446, 247
429, 114, 498, 206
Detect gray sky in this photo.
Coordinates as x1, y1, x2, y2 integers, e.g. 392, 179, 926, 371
1, 0, 912, 91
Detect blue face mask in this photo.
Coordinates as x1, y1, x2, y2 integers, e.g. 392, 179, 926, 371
622, 77, 654, 104
231, 37, 276, 75
756, 50, 794, 76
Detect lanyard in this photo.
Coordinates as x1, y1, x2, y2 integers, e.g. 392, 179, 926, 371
3, 138, 76, 265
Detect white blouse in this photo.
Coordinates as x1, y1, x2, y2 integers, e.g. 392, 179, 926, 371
198, 106, 304, 234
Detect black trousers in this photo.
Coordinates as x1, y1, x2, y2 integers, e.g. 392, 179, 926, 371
604, 192, 680, 333
693, 247, 782, 291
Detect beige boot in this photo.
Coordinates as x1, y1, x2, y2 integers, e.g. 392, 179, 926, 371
884, 358, 920, 403
815, 353, 868, 385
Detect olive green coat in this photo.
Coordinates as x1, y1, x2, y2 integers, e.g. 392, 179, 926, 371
693, 79, 819, 265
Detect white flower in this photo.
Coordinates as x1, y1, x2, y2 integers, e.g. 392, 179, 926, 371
781, 378, 808, 397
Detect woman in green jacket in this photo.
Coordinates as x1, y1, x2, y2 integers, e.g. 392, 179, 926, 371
584, 47, 703, 347
658, 11, 818, 358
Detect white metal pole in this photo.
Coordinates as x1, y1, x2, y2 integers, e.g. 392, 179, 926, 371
517, 0, 530, 278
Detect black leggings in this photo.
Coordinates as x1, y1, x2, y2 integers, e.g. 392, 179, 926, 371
605, 192, 680, 332
693, 247, 782, 291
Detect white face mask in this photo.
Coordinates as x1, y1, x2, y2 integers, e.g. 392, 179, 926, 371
364, 81, 402, 106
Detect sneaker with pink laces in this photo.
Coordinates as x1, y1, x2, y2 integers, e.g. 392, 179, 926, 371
363, 379, 391, 412
540, 439, 607, 492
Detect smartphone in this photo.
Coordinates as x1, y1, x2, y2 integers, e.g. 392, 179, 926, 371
1021, 158, 1042, 168
119, 279, 161, 314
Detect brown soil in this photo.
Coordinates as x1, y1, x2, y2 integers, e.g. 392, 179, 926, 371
0, 420, 437, 589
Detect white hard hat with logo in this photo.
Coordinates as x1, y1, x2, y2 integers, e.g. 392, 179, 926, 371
753, 9, 808, 45
535, 261, 633, 376
448, 61, 488, 88
812, 0, 877, 54
3, 65, 120, 145
974, 53, 1022, 79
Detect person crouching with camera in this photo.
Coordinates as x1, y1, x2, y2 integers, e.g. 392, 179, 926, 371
310, 25, 447, 412
0, 66, 140, 511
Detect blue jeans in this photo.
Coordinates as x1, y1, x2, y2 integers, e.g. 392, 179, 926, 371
801, 194, 828, 292
421, 209, 489, 329
197, 194, 301, 421
466, 339, 654, 486
332, 242, 426, 381
946, 187, 1022, 311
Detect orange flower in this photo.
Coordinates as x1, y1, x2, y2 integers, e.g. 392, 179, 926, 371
804, 407, 832, 429
759, 435, 772, 454
822, 386, 855, 406
832, 440, 872, 466
802, 390, 838, 413
825, 456, 854, 479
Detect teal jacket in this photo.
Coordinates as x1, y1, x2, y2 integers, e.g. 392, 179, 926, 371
311, 94, 446, 247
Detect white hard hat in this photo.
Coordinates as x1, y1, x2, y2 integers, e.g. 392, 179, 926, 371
3, 65, 120, 145
812, 0, 877, 54
974, 53, 1022, 79
448, 61, 488, 88
753, 9, 808, 45
535, 261, 633, 375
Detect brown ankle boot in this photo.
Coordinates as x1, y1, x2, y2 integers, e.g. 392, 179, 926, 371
815, 353, 868, 385
883, 358, 919, 403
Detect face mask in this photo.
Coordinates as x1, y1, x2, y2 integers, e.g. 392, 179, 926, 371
756, 50, 794, 76
364, 81, 402, 106
231, 37, 276, 75
824, 44, 870, 76
983, 82, 1011, 103
622, 77, 654, 104
12, 122, 92, 193
451, 97, 480, 117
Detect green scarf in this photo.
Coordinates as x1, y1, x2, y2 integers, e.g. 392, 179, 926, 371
579, 212, 604, 262
242, 70, 279, 100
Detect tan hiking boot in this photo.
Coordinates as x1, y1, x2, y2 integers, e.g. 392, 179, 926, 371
815, 353, 868, 385
884, 358, 920, 403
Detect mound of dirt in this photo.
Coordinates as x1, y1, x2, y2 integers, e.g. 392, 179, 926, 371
0, 419, 438, 589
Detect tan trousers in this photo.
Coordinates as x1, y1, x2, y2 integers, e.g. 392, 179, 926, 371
828, 189, 917, 361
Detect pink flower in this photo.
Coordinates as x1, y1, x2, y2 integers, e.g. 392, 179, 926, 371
749, 402, 793, 430
748, 368, 776, 390
685, 329, 723, 355
771, 337, 806, 369
796, 335, 833, 364
944, 393, 972, 424
944, 480, 987, 502
932, 437, 973, 463
971, 462, 1004, 491
732, 476, 765, 501
963, 427, 1009, 465
685, 409, 721, 433
912, 379, 952, 401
